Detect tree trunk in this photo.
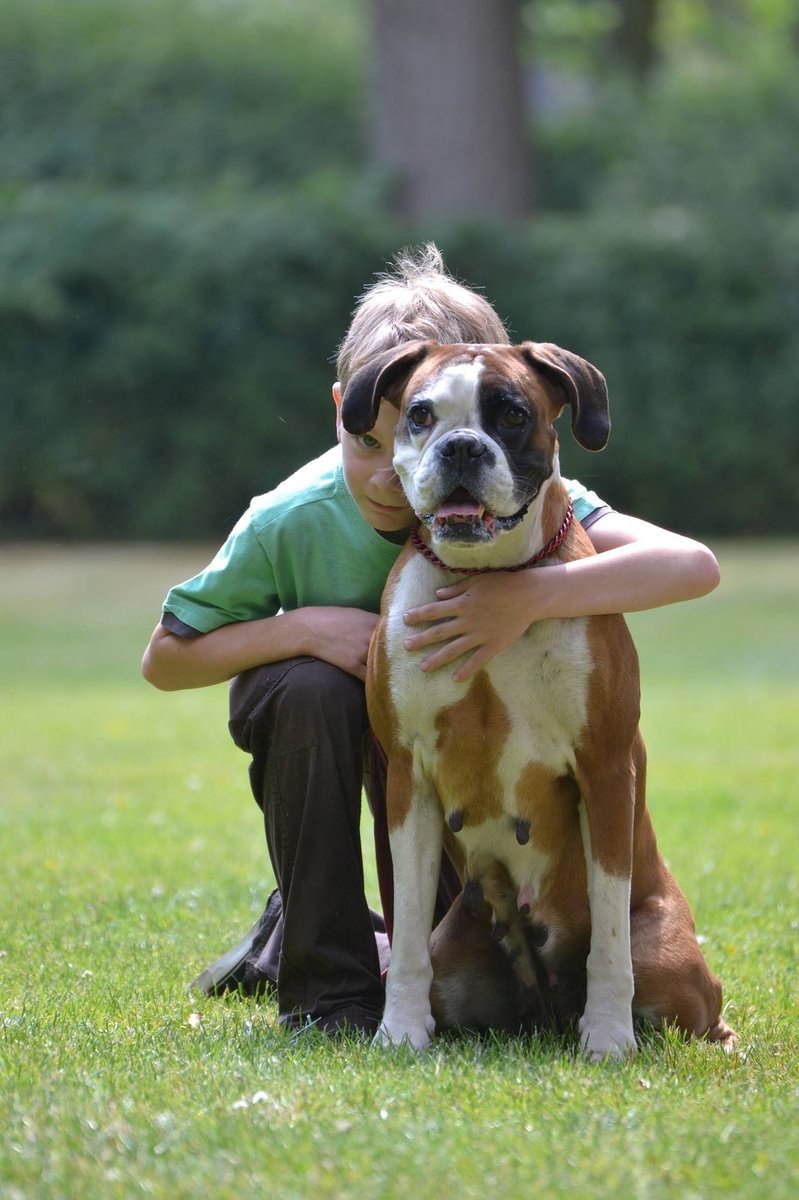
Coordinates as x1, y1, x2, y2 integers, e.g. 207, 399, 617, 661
611, 0, 660, 84
370, 0, 531, 219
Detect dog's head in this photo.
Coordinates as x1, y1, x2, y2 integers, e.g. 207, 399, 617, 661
341, 340, 609, 551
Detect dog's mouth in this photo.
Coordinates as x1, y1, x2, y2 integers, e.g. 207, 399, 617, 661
429, 487, 495, 534
421, 486, 536, 540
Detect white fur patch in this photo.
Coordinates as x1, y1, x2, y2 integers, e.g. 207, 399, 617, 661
420, 359, 485, 427
577, 809, 636, 1058
377, 776, 442, 1051
457, 816, 551, 908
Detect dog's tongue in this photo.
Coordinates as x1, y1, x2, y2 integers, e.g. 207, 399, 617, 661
431, 488, 497, 533
435, 497, 485, 521
433, 487, 486, 524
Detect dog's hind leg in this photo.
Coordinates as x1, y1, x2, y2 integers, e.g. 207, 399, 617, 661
630, 885, 737, 1050
429, 862, 560, 1036
429, 894, 528, 1034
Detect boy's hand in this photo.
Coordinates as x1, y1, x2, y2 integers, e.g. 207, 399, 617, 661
402, 572, 545, 683
308, 607, 379, 681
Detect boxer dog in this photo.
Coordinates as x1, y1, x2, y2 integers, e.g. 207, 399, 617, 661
342, 340, 736, 1059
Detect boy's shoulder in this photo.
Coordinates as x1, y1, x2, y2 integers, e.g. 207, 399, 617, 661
247, 446, 343, 530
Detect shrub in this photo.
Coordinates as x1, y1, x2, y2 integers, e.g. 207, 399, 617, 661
0, 185, 395, 539
0, 0, 366, 191
2, 188, 797, 539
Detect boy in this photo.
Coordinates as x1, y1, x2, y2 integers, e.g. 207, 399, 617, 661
142, 245, 720, 1037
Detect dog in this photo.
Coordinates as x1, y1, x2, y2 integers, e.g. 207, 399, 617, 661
342, 339, 736, 1058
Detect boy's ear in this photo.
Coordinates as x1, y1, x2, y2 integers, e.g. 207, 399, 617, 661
341, 340, 434, 435
519, 341, 610, 451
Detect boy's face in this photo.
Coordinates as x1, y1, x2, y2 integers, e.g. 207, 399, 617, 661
333, 384, 414, 532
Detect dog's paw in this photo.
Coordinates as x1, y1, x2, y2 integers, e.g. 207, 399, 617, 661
373, 1010, 435, 1052
705, 1017, 739, 1053
579, 1010, 637, 1061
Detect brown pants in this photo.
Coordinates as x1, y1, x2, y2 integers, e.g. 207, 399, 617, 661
229, 657, 382, 1032
228, 657, 460, 1033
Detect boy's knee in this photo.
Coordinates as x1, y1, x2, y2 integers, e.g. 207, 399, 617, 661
277, 658, 369, 738
229, 657, 367, 753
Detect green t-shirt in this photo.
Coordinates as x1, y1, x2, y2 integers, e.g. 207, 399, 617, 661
162, 446, 609, 633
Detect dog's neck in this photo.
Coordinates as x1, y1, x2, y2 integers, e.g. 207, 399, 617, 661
411, 476, 572, 575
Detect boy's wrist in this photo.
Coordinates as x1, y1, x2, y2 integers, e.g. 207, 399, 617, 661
527, 562, 568, 624
277, 607, 319, 659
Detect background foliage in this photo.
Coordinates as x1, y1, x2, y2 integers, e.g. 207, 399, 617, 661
1, 0, 797, 540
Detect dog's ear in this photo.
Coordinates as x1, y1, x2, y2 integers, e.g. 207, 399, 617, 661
341, 340, 435, 435
519, 342, 610, 451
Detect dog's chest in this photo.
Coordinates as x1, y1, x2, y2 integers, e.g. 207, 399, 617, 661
385, 557, 592, 796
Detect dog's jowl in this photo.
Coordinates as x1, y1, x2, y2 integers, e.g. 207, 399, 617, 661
342, 340, 736, 1058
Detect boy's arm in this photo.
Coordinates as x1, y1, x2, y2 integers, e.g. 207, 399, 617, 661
403, 512, 720, 682
141, 606, 378, 690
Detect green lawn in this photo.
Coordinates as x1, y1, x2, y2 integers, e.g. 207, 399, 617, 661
1, 542, 797, 1199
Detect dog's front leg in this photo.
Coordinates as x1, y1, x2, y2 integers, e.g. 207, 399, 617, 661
576, 765, 637, 1060
376, 755, 443, 1052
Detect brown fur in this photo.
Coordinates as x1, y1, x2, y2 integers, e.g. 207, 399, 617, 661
433, 674, 512, 827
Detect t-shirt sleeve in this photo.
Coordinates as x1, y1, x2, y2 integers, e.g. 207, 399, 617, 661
563, 477, 612, 529
159, 611, 203, 638
161, 510, 280, 633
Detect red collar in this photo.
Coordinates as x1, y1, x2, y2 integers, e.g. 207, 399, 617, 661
411, 501, 574, 576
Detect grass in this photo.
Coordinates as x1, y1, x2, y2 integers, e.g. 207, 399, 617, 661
1, 541, 797, 1199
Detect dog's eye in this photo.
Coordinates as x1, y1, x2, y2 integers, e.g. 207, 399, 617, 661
500, 406, 528, 429
409, 404, 434, 429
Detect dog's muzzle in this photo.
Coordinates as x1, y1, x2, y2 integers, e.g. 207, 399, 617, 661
420, 491, 535, 543
414, 430, 542, 545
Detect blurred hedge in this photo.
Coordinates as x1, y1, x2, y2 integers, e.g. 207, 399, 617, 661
3, 186, 797, 540
0, 0, 365, 190
1, 0, 798, 540
0, 187, 388, 539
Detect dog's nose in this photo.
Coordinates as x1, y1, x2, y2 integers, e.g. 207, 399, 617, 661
437, 431, 487, 467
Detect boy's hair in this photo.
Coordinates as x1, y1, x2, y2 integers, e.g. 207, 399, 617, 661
336, 243, 509, 384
